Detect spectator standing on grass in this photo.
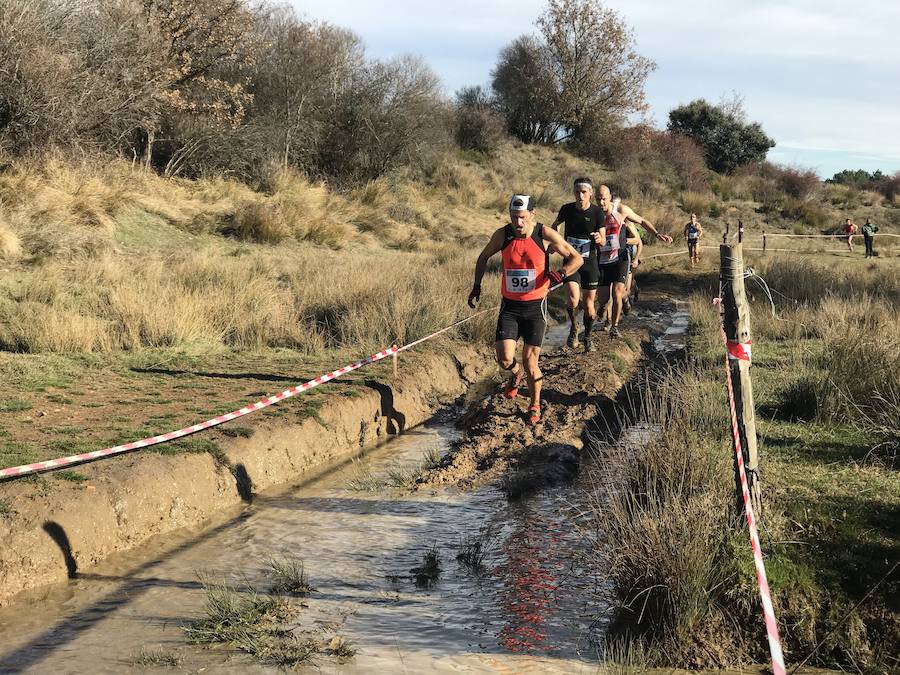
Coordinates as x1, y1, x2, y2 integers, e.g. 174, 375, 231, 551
844, 217, 858, 252
861, 218, 878, 258
683, 213, 703, 266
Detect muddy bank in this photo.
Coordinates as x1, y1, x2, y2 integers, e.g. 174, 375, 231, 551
0, 345, 492, 608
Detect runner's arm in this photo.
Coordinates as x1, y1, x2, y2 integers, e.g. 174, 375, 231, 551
624, 223, 643, 265
621, 203, 672, 244
542, 227, 583, 278
472, 228, 506, 288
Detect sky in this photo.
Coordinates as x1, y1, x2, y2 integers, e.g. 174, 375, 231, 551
290, 0, 900, 178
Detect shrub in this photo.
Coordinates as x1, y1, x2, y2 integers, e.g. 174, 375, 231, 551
222, 201, 288, 244
781, 197, 829, 230
679, 191, 713, 216
876, 172, 900, 202
772, 164, 820, 199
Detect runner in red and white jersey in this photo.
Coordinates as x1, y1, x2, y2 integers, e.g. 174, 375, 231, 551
468, 195, 582, 425
594, 185, 671, 337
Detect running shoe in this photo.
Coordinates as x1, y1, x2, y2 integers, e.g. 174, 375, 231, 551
599, 318, 610, 332
504, 368, 523, 399
527, 404, 541, 426
583, 337, 595, 353
609, 326, 621, 338
566, 326, 579, 349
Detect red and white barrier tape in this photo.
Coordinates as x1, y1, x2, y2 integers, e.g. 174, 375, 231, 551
764, 232, 900, 238
0, 302, 503, 481
726, 339, 752, 362
721, 328, 786, 675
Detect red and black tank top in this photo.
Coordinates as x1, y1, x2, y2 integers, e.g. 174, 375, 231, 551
597, 210, 624, 264
500, 223, 550, 301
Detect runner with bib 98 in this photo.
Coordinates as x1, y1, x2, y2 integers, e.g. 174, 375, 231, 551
468, 195, 583, 425
550, 177, 605, 352
594, 185, 672, 337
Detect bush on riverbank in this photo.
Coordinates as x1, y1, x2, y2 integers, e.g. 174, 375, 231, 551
591, 257, 900, 672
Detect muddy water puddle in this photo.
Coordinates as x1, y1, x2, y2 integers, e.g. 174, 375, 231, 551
0, 299, 690, 674
0, 419, 606, 674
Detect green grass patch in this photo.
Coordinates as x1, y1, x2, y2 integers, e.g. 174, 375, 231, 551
0, 398, 32, 413
268, 558, 314, 595
45, 393, 74, 405
54, 470, 89, 483
608, 353, 628, 375
0, 499, 11, 515
129, 648, 181, 668
0, 441, 41, 467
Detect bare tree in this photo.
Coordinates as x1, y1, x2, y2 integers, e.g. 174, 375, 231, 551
491, 36, 561, 144
492, 0, 654, 146
537, 0, 655, 141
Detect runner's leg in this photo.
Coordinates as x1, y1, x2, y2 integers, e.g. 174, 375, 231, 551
582, 288, 598, 351
522, 343, 542, 410
565, 280, 580, 348
610, 281, 626, 329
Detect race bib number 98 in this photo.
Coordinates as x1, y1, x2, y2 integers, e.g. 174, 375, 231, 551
505, 269, 537, 294
567, 236, 592, 258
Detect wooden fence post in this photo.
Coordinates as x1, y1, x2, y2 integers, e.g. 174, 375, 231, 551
720, 243, 762, 516
723, 222, 730, 244
762, 230, 767, 252
738, 220, 744, 243
392, 343, 398, 378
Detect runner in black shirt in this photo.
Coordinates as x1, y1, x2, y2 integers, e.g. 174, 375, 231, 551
551, 177, 605, 352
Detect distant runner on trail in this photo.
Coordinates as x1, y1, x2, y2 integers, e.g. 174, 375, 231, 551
594, 186, 671, 337
468, 194, 583, 425
550, 177, 605, 352
862, 218, 878, 258
684, 213, 703, 266
844, 218, 858, 252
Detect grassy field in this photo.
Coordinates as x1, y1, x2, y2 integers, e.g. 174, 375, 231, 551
1, 143, 898, 670
591, 248, 899, 672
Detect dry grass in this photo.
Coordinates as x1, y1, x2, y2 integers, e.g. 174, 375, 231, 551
0, 223, 21, 259
587, 365, 747, 666
678, 191, 714, 217
0, 245, 499, 354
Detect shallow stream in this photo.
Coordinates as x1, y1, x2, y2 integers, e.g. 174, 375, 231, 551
0, 300, 687, 674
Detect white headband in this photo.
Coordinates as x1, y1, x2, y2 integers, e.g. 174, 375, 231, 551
509, 194, 533, 212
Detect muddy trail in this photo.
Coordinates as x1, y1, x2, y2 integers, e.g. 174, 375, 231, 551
0, 277, 688, 674
418, 283, 688, 494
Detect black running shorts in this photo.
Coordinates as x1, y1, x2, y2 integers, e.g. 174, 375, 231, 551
495, 297, 547, 347
598, 251, 630, 286
570, 255, 599, 289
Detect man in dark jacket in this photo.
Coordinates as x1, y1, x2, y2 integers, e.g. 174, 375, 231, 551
861, 218, 879, 258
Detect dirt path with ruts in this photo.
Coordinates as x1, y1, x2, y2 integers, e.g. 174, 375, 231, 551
417, 287, 680, 493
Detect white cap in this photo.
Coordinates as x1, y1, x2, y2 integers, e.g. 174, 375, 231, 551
509, 194, 534, 212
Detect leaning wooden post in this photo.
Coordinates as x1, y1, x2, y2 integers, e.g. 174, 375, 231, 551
723, 222, 730, 244
720, 243, 762, 517
762, 230, 767, 252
